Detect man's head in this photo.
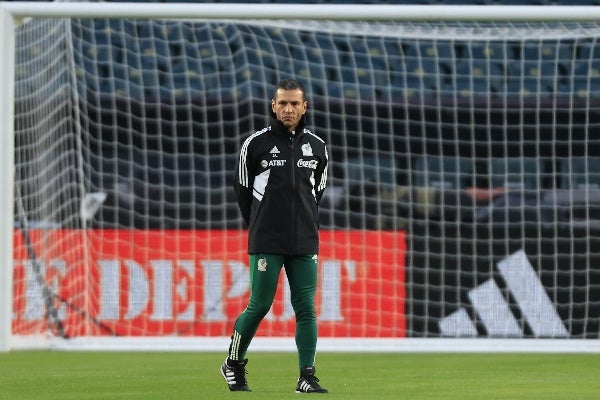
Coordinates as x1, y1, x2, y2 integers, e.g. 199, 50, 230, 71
271, 79, 308, 132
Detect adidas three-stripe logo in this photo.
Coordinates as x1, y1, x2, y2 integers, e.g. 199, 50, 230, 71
223, 368, 237, 385
439, 250, 568, 337
298, 380, 313, 392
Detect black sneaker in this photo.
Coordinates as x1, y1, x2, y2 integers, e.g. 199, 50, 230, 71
220, 357, 251, 392
295, 366, 328, 393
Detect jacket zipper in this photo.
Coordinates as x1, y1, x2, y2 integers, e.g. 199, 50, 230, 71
289, 134, 297, 248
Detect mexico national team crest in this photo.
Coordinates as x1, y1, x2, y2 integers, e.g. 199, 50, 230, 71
257, 258, 267, 272
301, 143, 313, 157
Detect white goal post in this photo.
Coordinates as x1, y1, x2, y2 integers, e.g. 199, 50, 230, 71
2, 2, 600, 353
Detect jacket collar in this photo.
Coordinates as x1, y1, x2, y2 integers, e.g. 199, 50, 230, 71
270, 115, 306, 137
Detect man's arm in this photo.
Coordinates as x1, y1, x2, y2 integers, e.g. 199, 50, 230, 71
233, 138, 254, 225
314, 144, 328, 205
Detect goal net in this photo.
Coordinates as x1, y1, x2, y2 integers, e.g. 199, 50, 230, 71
2, 3, 600, 351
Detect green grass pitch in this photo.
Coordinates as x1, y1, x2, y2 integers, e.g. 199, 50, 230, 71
0, 351, 598, 399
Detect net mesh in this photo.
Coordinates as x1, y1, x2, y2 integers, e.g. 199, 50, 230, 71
11, 17, 600, 342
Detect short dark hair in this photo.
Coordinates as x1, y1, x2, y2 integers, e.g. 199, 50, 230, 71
273, 79, 306, 101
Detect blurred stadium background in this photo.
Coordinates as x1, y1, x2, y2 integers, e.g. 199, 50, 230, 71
6, 0, 600, 347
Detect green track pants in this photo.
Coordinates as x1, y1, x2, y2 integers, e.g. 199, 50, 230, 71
228, 253, 318, 369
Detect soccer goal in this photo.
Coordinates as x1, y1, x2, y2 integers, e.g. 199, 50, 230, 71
1, 2, 600, 353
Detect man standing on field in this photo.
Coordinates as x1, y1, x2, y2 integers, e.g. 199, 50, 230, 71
221, 79, 329, 393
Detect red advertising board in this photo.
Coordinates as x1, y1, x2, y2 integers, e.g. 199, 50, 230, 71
12, 230, 406, 337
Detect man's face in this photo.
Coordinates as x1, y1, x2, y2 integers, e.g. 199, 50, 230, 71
271, 88, 307, 132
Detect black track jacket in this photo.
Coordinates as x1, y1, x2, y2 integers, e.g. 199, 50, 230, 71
234, 116, 328, 255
